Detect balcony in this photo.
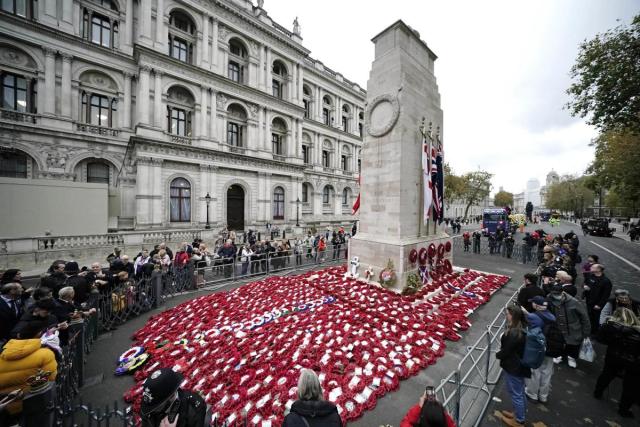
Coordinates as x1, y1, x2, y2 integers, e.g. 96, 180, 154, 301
228, 144, 246, 154
273, 154, 286, 162
170, 135, 192, 145
323, 167, 333, 173
1, 108, 37, 124
76, 122, 119, 137
342, 170, 353, 176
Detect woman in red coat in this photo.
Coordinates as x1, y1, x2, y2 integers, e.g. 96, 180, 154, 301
400, 389, 456, 427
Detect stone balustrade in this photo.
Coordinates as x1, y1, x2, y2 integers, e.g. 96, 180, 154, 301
75, 122, 119, 137
1, 108, 37, 124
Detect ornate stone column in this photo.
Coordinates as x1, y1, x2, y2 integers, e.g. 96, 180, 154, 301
123, 72, 133, 128
60, 53, 72, 118
43, 48, 56, 115
125, 0, 134, 47
155, 0, 165, 51
258, 44, 265, 91
153, 70, 163, 129
151, 158, 164, 226
139, 0, 152, 45
201, 14, 209, 69
265, 47, 272, 94
200, 86, 208, 138
137, 66, 151, 126
209, 90, 217, 141
297, 64, 304, 105
211, 18, 219, 72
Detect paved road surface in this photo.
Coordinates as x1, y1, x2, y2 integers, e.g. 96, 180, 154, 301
483, 220, 640, 427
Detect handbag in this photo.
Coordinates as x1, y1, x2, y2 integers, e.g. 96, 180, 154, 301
579, 337, 596, 362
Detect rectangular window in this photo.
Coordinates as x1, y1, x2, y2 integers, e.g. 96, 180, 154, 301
323, 189, 330, 204
358, 159, 361, 174
303, 99, 309, 118
170, 108, 186, 136
272, 80, 281, 98
227, 122, 241, 146
342, 190, 348, 205
302, 185, 308, 203
322, 150, 329, 168
359, 123, 363, 138
323, 108, 329, 125
90, 94, 110, 126
272, 133, 282, 155
87, 163, 110, 184
2, 74, 28, 112
228, 61, 241, 82
171, 37, 188, 62
341, 155, 348, 171
0, 152, 27, 178
302, 145, 310, 164
91, 15, 111, 47
2, 0, 27, 17
342, 116, 348, 131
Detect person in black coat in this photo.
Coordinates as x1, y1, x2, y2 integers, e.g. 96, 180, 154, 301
0, 283, 24, 343
283, 369, 342, 427
496, 305, 530, 426
11, 298, 64, 339
594, 308, 640, 418
63, 262, 92, 306
517, 273, 544, 313
583, 264, 612, 334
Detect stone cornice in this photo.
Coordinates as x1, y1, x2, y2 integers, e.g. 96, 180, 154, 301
136, 46, 304, 118
211, 0, 310, 58
130, 136, 306, 175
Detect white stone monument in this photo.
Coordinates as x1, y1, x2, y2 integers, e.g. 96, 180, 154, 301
349, 20, 451, 290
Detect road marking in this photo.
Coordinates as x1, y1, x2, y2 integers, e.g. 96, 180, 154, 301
496, 268, 516, 273
589, 240, 640, 272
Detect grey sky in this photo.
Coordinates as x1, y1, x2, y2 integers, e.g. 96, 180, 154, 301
264, 0, 638, 195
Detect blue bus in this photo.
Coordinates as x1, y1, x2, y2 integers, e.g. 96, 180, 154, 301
482, 208, 510, 235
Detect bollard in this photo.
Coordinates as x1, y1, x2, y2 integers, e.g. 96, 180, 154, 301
151, 270, 163, 308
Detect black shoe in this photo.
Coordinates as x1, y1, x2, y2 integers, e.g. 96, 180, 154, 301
618, 409, 634, 418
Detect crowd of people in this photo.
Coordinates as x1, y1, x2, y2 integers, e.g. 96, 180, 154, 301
496, 231, 640, 426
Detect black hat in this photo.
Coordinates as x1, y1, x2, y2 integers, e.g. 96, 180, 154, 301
529, 295, 547, 306
64, 261, 80, 274
140, 368, 183, 416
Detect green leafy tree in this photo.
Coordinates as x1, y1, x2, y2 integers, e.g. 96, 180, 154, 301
587, 130, 640, 213
443, 163, 466, 210
460, 171, 493, 219
566, 15, 640, 132
546, 175, 595, 217
494, 191, 514, 208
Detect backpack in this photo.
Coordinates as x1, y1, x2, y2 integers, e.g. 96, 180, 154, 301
521, 326, 546, 369
542, 319, 565, 357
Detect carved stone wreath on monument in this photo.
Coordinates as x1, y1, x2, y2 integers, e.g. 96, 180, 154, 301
365, 92, 400, 137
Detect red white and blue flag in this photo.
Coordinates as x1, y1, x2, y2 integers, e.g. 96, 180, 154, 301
352, 176, 361, 215
422, 133, 433, 223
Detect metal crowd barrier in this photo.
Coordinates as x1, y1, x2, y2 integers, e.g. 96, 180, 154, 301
451, 235, 541, 265
434, 286, 522, 427
197, 242, 349, 287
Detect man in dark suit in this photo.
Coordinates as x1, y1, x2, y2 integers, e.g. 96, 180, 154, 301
0, 283, 24, 343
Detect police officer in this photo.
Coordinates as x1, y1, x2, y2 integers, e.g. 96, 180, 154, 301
140, 368, 208, 427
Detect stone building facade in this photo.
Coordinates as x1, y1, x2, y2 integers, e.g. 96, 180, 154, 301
0, 0, 363, 236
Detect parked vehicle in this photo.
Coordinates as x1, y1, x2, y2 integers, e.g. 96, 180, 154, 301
583, 218, 614, 237
483, 208, 510, 235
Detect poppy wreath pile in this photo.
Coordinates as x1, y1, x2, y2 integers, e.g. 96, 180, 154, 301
123, 266, 509, 426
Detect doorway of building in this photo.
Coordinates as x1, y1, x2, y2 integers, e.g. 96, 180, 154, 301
227, 184, 245, 231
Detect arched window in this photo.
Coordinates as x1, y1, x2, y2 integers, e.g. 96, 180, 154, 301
78, 71, 119, 129
228, 38, 247, 84
271, 117, 287, 156
168, 10, 195, 64
302, 183, 310, 203
87, 161, 110, 184
0, 151, 28, 178
341, 104, 350, 132
341, 145, 351, 172
322, 95, 332, 126
166, 86, 194, 137
170, 178, 191, 222
273, 186, 285, 220
322, 140, 332, 169
302, 85, 311, 119
226, 104, 247, 147
272, 60, 287, 99
82, 1, 119, 48
323, 185, 334, 205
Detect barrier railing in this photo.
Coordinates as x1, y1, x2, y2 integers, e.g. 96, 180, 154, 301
197, 242, 348, 287
434, 286, 522, 427
451, 235, 541, 265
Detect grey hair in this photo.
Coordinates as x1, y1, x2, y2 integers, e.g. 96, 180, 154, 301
59, 286, 75, 300
297, 369, 323, 401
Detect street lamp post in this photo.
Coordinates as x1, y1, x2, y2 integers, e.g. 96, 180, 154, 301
205, 192, 211, 229
296, 197, 300, 227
